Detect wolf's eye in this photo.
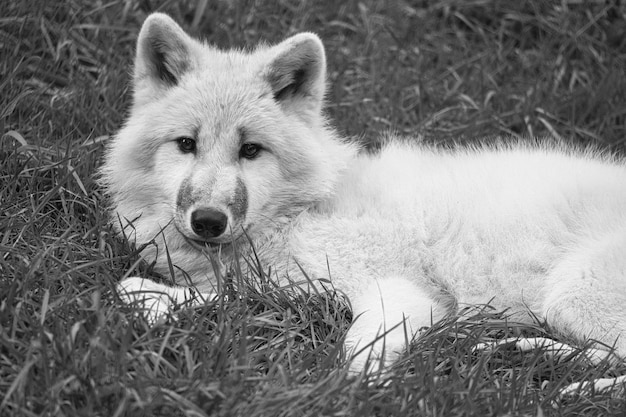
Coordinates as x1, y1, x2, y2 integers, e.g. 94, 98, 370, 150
239, 143, 261, 160
177, 137, 196, 154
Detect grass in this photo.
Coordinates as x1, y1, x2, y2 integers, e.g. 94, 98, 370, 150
2, 0, 626, 415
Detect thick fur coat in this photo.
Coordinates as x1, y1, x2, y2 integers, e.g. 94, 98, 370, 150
101, 13, 626, 376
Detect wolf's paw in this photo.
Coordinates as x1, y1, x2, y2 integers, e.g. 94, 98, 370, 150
117, 277, 217, 325
472, 337, 612, 365
472, 337, 626, 399
345, 328, 404, 375
346, 344, 383, 375
473, 336, 574, 357
558, 375, 626, 398
117, 277, 177, 325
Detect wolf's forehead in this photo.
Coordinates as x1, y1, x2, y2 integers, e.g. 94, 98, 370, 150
169, 72, 269, 139
182, 67, 263, 103
189, 59, 268, 102
167, 51, 273, 130
196, 49, 267, 83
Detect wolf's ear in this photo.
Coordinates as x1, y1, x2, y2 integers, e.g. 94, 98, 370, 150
265, 33, 326, 119
134, 13, 192, 89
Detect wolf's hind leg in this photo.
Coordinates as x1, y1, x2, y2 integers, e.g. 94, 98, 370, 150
542, 231, 626, 359
542, 230, 626, 394
117, 277, 216, 324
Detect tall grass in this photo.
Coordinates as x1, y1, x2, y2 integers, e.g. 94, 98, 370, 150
2, 1, 626, 416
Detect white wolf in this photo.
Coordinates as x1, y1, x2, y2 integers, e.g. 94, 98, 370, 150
102, 13, 626, 391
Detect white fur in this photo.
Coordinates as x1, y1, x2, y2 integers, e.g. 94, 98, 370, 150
102, 14, 626, 388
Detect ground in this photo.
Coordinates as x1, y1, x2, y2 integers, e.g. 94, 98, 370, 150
2, 1, 626, 416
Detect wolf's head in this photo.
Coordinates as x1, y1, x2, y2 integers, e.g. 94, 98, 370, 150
101, 14, 356, 280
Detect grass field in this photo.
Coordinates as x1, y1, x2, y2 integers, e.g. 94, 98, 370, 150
2, 0, 626, 416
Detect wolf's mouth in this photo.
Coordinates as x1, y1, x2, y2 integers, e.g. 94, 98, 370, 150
182, 229, 245, 250
173, 223, 222, 250
184, 235, 225, 251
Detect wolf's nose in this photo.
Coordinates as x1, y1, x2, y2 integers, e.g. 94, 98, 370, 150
190, 208, 228, 238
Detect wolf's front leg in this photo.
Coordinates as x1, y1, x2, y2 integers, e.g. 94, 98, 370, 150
346, 276, 447, 373
117, 277, 216, 324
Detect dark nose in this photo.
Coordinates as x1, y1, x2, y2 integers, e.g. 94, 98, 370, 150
190, 208, 228, 239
